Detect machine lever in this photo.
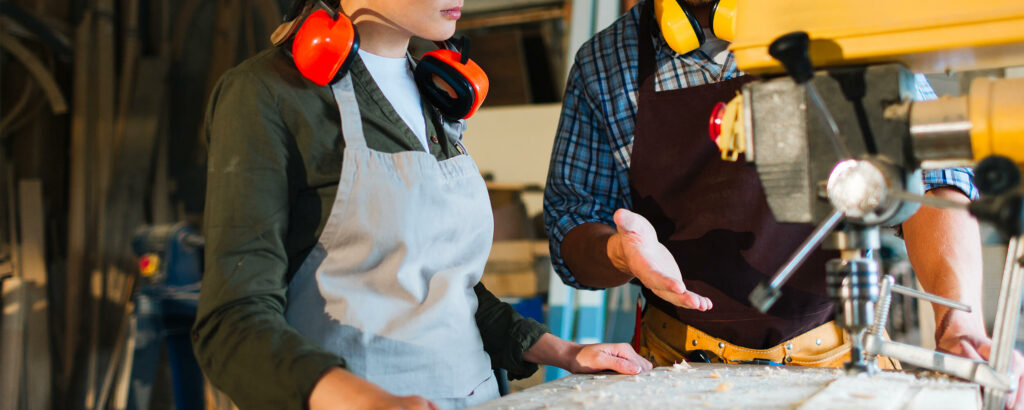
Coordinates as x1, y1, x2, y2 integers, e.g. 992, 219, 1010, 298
768, 32, 814, 84
769, 31, 851, 161
887, 189, 969, 211
750, 209, 844, 313
889, 283, 972, 313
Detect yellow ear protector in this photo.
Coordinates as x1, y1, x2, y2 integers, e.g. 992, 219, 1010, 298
654, 0, 736, 56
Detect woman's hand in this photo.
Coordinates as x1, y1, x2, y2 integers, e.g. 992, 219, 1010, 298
524, 333, 653, 375
566, 342, 655, 375
309, 367, 438, 410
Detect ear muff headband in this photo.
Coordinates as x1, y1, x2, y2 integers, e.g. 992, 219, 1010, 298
710, 0, 736, 42
415, 47, 489, 120
291, 8, 359, 86
655, 0, 705, 56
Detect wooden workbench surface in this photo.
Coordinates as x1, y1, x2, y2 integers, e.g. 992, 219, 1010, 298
473, 363, 980, 409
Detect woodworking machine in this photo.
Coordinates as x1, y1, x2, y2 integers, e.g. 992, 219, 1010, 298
704, 1, 1024, 409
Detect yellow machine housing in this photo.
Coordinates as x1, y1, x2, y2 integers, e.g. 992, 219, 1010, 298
969, 77, 1024, 168
729, 0, 1024, 75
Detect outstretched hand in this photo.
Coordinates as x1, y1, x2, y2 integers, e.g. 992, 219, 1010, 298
607, 209, 712, 311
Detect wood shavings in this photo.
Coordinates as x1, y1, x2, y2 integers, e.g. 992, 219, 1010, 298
473, 363, 980, 410
709, 370, 722, 379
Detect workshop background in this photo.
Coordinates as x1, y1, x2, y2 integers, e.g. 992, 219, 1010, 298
0, 0, 1021, 409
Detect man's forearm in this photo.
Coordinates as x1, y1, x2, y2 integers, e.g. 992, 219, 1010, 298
901, 187, 986, 336
561, 222, 633, 288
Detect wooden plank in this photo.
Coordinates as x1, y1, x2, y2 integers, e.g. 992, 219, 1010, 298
17, 179, 51, 410
65, 8, 95, 394
1, 277, 26, 410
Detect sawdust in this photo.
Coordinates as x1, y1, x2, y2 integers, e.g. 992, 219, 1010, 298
474, 363, 980, 409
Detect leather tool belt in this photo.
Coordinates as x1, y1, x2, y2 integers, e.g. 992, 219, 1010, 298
635, 304, 900, 369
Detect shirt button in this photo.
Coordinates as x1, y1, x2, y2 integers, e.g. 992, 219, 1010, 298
430, 135, 439, 144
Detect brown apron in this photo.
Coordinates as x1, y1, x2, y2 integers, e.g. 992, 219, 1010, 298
629, 0, 835, 349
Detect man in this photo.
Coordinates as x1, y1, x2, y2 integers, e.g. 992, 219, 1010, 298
544, 0, 1024, 406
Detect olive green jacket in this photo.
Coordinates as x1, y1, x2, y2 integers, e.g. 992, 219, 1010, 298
193, 47, 549, 410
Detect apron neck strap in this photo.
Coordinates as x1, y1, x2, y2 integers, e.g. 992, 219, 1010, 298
330, 74, 368, 149
637, 0, 658, 94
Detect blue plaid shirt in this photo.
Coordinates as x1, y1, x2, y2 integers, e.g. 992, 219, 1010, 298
543, 1, 977, 289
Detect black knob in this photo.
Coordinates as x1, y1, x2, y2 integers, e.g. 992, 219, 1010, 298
975, 155, 1021, 196
769, 31, 814, 84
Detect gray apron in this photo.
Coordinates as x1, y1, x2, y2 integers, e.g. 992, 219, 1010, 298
285, 74, 498, 408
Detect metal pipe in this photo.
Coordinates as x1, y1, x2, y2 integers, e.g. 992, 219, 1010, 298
909, 96, 974, 164
770, 210, 844, 290
890, 284, 972, 313
888, 190, 969, 211
750, 210, 844, 312
864, 334, 1012, 392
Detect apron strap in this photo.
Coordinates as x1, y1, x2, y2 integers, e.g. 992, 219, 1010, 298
637, 0, 658, 94
331, 74, 368, 149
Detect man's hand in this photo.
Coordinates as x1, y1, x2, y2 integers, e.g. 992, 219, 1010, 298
607, 209, 712, 311
524, 333, 653, 375
309, 367, 438, 410
936, 311, 1024, 409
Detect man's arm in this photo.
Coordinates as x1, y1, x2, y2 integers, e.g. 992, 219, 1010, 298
543, 59, 709, 310
902, 186, 1024, 409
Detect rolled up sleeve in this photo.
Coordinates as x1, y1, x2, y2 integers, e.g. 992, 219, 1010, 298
473, 283, 550, 380
543, 61, 626, 290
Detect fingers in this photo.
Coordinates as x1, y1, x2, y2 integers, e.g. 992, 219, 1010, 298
605, 343, 655, 372
575, 344, 652, 375
655, 288, 713, 311
679, 290, 713, 311
613, 209, 654, 238
592, 350, 643, 375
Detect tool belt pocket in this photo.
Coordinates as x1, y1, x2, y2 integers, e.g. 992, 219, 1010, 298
640, 306, 899, 369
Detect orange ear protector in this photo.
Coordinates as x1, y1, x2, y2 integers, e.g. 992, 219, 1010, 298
288, 1, 359, 86
655, 0, 736, 56
414, 38, 490, 120
280, 1, 488, 119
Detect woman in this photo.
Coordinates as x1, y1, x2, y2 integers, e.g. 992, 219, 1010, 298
193, 1, 652, 409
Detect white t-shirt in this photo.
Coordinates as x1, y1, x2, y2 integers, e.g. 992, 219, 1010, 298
358, 49, 430, 152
